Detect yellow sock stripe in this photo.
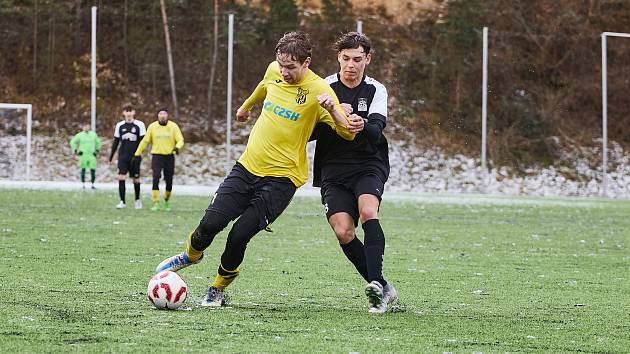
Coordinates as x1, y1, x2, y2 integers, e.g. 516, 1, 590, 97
151, 190, 160, 203
212, 264, 240, 291
185, 231, 203, 262
165, 191, 172, 201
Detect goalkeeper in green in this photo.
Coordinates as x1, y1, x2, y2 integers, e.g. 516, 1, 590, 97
70, 124, 102, 189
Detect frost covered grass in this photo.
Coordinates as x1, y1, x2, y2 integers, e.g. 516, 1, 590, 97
0, 189, 628, 352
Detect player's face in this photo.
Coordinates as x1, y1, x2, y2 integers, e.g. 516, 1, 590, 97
338, 47, 371, 83
158, 111, 168, 124
123, 110, 135, 123
276, 54, 311, 84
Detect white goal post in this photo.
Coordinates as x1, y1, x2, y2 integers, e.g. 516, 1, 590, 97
601, 31, 630, 197
0, 103, 32, 181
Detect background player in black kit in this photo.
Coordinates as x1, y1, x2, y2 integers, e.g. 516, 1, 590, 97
311, 32, 397, 314
109, 105, 146, 209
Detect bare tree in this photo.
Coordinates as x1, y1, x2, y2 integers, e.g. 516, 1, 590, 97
32, 0, 38, 85
47, 16, 55, 79
74, 0, 81, 53
160, 0, 179, 119
123, 0, 128, 83
206, 0, 219, 134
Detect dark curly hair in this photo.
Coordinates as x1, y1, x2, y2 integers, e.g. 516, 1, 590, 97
332, 32, 372, 54
275, 31, 312, 63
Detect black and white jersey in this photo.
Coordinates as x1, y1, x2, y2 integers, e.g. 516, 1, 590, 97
112, 120, 146, 161
311, 74, 390, 187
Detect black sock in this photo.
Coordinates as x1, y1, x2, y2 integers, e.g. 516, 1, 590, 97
362, 219, 387, 287
118, 180, 126, 203
134, 182, 140, 200
340, 236, 369, 282
80, 169, 86, 183
90, 169, 96, 184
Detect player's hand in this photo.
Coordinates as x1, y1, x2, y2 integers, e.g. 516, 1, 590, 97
347, 114, 365, 133
78, 151, 83, 156
236, 107, 250, 122
93, 152, 97, 157
173, 147, 179, 155
317, 94, 335, 113
340, 103, 353, 116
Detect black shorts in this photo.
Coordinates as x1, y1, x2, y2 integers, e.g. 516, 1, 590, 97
118, 157, 141, 178
151, 154, 174, 181
321, 173, 385, 226
207, 162, 296, 229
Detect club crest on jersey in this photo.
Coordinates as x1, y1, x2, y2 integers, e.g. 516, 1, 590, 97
358, 98, 368, 112
295, 87, 308, 104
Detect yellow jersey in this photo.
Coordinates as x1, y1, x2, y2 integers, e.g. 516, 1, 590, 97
239, 61, 355, 187
135, 120, 184, 156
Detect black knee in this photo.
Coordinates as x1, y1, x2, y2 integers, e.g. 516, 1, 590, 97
192, 210, 230, 250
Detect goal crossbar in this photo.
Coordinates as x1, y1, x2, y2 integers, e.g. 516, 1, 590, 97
0, 103, 32, 181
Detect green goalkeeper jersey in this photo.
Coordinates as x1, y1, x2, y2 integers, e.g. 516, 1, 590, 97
70, 131, 101, 155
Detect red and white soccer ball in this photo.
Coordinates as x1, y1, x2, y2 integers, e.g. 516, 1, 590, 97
147, 270, 188, 310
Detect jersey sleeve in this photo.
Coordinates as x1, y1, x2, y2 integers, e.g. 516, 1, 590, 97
95, 134, 102, 152
137, 121, 147, 137
241, 61, 276, 111
368, 81, 388, 127
173, 123, 184, 151
134, 124, 152, 156
316, 84, 355, 141
69, 133, 79, 151
113, 121, 122, 138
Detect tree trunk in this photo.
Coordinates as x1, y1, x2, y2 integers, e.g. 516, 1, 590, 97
123, 0, 128, 84
74, 0, 82, 54
48, 16, 55, 80
160, 0, 179, 119
32, 0, 38, 86
206, 0, 219, 134
151, 2, 157, 95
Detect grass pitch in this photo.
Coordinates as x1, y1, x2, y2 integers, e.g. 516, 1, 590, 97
0, 188, 628, 353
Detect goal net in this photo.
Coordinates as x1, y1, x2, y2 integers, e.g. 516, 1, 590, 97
0, 103, 32, 181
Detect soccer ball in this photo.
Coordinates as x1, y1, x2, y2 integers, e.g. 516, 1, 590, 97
147, 270, 188, 310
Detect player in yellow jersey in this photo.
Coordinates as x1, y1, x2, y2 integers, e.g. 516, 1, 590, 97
133, 108, 184, 211
155, 31, 364, 307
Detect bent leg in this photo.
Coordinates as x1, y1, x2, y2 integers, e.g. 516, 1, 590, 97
329, 212, 369, 282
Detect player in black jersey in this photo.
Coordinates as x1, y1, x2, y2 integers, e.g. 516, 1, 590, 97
311, 32, 397, 314
109, 105, 146, 209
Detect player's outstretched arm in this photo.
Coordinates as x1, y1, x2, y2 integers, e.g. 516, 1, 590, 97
317, 93, 348, 127
134, 125, 152, 157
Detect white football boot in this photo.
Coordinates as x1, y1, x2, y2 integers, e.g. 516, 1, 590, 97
116, 201, 126, 209
155, 251, 202, 273
365, 280, 387, 314
134, 199, 142, 209
383, 283, 398, 306
201, 286, 227, 307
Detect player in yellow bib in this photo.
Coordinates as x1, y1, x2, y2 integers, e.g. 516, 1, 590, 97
155, 31, 364, 307
133, 108, 184, 211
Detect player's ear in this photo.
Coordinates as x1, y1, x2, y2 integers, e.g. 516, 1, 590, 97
365, 53, 372, 65
303, 57, 311, 68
